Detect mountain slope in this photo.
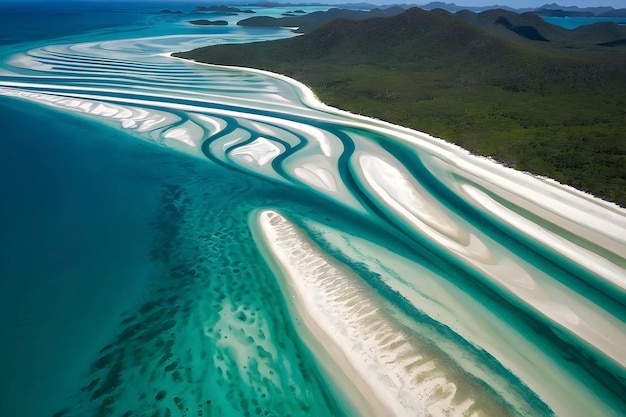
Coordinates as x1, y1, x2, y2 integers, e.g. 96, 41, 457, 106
185, 8, 531, 70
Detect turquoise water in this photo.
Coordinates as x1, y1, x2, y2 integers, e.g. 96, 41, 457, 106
0, 96, 170, 415
0, 3, 625, 417
542, 15, 626, 29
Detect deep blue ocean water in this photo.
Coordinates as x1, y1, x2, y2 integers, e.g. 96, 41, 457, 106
0, 3, 625, 417
0, 2, 150, 45
0, 96, 168, 415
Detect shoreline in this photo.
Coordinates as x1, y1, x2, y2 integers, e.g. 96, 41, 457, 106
170, 46, 626, 210
167, 53, 626, 280
167, 53, 626, 211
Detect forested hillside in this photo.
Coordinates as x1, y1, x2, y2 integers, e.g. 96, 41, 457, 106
175, 7, 626, 205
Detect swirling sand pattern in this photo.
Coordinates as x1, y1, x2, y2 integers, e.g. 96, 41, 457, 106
1, 33, 625, 417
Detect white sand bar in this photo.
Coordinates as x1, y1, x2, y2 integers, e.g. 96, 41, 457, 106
253, 209, 520, 417
352, 150, 626, 371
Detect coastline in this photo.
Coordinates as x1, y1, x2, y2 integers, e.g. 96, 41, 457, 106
169, 53, 626, 415
168, 53, 626, 212
171, 7, 626, 209
169, 52, 626, 260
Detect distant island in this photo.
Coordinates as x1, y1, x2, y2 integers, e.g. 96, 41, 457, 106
189, 19, 229, 26
247, 2, 626, 16
416, 2, 626, 17
160, 9, 183, 14
176, 6, 626, 206
194, 5, 256, 14
526, 3, 626, 18
161, 5, 257, 16
164, 3, 626, 18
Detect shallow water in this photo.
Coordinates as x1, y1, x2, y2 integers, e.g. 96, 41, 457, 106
0, 3, 624, 417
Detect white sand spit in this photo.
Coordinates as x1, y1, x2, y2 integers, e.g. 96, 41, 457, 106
253, 209, 516, 417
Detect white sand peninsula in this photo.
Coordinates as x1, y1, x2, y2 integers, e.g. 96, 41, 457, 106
253, 210, 527, 417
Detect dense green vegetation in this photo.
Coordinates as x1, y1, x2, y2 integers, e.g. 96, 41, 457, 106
175, 7, 626, 206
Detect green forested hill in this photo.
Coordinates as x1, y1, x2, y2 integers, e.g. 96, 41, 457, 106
175, 7, 626, 206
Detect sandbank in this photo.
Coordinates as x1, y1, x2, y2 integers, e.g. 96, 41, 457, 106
251, 209, 523, 417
